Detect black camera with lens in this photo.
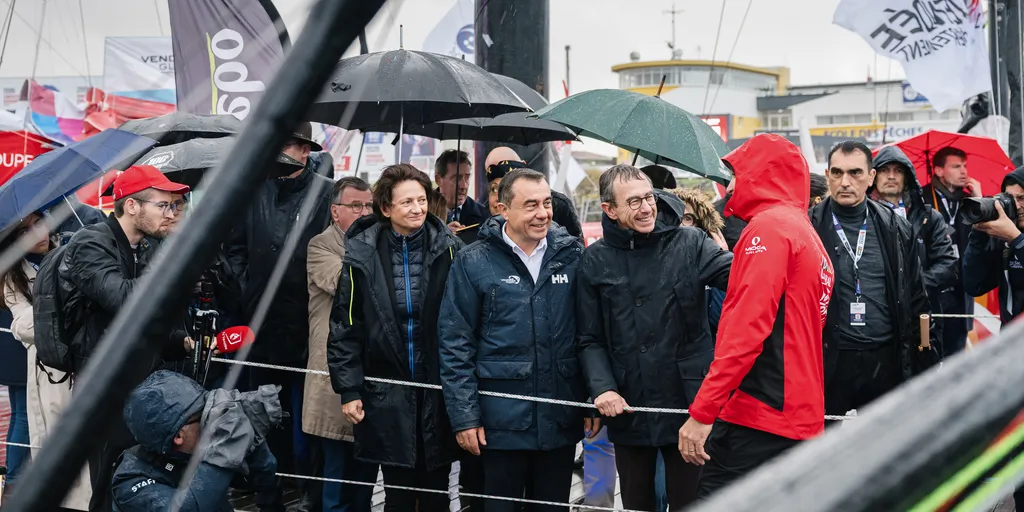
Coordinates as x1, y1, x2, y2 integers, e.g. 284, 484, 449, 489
961, 193, 1019, 224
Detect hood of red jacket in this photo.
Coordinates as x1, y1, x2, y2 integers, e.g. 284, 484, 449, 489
722, 133, 810, 222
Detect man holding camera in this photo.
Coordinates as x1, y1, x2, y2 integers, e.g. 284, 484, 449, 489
111, 371, 282, 511
961, 167, 1024, 325
921, 147, 980, 356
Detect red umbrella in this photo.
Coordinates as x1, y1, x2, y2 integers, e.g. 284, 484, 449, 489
874, 130, 1014, 197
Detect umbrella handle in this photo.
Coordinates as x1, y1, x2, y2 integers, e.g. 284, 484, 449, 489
631, 151, 639, 166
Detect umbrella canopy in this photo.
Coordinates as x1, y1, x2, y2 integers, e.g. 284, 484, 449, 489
532, 89, 732, 183
0, 128, 156, 233
494, 73, 549, 111
119, 112, 241, 146
132, 137, 305, 188
370, 113, 577, 146
875, 130, 1014, 196
307, 49, 530, 129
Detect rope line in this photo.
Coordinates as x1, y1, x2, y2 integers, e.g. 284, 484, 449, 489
276, 472, 644, 512
210, 357, 856, 421
0, 439, 641, 511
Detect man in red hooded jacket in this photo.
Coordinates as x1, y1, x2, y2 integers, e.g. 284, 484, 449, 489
678, 134, 835, 498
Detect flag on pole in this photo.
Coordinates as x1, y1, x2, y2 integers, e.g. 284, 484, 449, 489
833, 0, 990, 112
420, 0, 475, 58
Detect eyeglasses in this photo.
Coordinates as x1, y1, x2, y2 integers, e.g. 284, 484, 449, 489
334, 202, 373, 213
136, 199, 187, 215
617, 193, 656, 211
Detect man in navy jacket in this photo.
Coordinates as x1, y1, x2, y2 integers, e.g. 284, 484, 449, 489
439, 168, 594, 512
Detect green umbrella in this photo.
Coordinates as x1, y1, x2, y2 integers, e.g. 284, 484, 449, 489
531, 87, 733, 184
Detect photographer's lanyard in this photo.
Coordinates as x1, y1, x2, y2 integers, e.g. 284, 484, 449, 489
834, 212, 869, 326
933, 188, 958, 222
880, 197, 906, 218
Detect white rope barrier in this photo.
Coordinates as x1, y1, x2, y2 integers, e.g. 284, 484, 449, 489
0, 439, 642, 511
210, 357, 858, 421
931, 313, 1001, 319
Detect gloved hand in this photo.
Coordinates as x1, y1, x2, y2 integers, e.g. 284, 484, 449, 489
201, 399, 256, 472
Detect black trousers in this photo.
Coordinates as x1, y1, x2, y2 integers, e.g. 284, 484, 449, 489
87, 419, 135, 512
380, 462, 452, 512
825, 344, 901, 416
615, 444, 700, 511
696, 421, 798, 500
459, 451, 486, 511
481, 445, 575, 512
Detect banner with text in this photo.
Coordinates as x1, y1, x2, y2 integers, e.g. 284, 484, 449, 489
168, 0, 289, 120
833, 0, 990, 112
103, 37, 176, 105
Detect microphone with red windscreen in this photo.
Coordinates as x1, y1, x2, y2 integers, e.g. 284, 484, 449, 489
201, 326, 255, 385
216, 326, 256, 354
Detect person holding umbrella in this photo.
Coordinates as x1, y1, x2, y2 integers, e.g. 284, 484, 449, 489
224, 121, 334, 511
327, 164, 462, 512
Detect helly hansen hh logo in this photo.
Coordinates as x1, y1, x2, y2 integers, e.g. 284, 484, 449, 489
552, 273, 569, 284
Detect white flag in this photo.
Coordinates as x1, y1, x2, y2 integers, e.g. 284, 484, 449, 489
420, 0, 475, 58
833, 0, 990, 112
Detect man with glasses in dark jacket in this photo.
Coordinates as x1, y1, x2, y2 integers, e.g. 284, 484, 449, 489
439, 168, 593, 512
58, 165, 193, 511
577, 164, 732, 510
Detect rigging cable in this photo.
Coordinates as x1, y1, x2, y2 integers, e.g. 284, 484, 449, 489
78, 0, 92, 86
700, 0, 729, 117
708, 0, 753, 114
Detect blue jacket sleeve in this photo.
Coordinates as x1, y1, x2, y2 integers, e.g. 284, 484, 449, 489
962, 228, 1005, 297
438, 252, 483, 432
112, 463, 235, 512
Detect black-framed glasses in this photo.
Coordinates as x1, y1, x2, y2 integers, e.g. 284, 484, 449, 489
135, 199, 187, 215
618, 193, 656, 211
334, 202, 373, 213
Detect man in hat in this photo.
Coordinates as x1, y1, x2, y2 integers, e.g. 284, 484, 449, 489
224, 121, 335, 511
57, 165, 194, 511
484, 147, 582, 239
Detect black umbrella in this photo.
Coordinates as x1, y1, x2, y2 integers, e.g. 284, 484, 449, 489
307, 49, 530, 156
372, 113, 577, 146
493, 73, 549, 111
119, 113, 241, 146
131, 138, 304, 188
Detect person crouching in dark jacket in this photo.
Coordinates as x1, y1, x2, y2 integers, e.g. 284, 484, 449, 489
870, 146, 959, 357
111, 371, 282, 512
809, 142, 938, 419
439, 168, 591, 512
578, 165, 732, 511
327, 164, 462, 511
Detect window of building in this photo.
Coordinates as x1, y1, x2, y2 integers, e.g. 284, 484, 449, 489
853, 114, 872, 123
880, 112, 915, 122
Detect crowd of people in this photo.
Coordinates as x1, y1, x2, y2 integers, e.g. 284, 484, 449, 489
0, 128, 1017, 512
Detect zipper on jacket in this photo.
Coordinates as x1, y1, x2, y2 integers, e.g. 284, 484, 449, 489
403, 238, 414, 379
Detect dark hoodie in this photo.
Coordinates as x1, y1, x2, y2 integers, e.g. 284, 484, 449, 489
689, 134, 835, 441
962, 167, 1024, 324
576, 188, 732, 446
111, 371, 232, 512
872, 146, 959, 300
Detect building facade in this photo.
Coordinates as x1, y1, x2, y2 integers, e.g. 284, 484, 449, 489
612, 56, 962, 164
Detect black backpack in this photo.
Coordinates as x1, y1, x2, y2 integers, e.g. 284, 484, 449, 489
32, 244, 75, 374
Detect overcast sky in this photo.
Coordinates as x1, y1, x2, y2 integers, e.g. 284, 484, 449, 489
3, 0, 907, 93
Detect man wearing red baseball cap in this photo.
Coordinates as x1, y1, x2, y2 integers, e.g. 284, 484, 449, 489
59, 164, 192, 512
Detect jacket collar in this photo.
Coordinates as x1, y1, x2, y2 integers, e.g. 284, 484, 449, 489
104, 214, 148, 274
479, 216, 576, 261
345, 214, 457, 270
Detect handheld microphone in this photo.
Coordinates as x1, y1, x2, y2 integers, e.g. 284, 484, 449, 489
216, 326, 256, 354
201, 326, 255, 385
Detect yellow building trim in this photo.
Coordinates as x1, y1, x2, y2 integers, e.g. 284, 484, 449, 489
623, 85, 681, 96
611, 60, 782, 77
612, 60, 790, 94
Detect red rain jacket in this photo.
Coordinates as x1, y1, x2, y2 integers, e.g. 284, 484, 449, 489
688, 134, 835, 441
